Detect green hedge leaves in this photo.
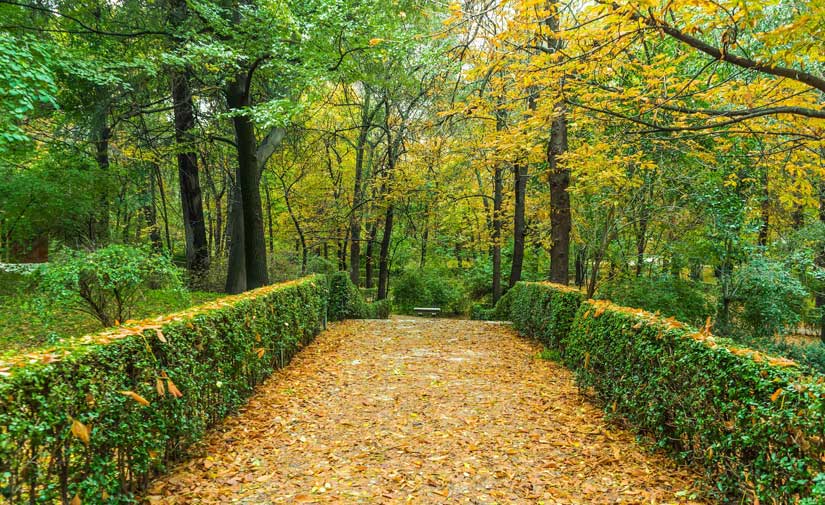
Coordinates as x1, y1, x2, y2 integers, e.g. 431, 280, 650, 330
502, 281, 825, 503
0, 276, 327, 504
327, 271, 390, 321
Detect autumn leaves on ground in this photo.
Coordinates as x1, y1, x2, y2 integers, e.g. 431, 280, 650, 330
148, 318, 705, 504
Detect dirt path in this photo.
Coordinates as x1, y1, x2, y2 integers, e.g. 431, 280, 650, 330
148, 318, 706, 504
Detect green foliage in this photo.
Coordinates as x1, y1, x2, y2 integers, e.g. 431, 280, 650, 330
36, 245, 183, 327
470, 286, 516, 321
0, 33, 57, 150
0, 276, 327, 503
566, 299, 825, 502
733, 257, 807, 338
391, 269, 466, 315
759, 340, 825, 376
596, 275, 714, 327
327, 271, 389, 320
507, 282, 583, 350
507, 281, 825, 502
0, 287, 220, 356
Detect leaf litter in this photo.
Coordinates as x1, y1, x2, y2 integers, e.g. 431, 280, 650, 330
147, 318, 706, 504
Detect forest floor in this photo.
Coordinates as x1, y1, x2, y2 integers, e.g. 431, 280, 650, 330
147, 317, 707, 504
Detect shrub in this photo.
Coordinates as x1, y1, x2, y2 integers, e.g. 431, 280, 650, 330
0, 276, 327, 503
733, 258, 807, 338
566, 299, 825, 502
392, 269, 466, 315
36, 245, 182, 327
507, 281, 825, 502
327, 271, 389, 320
508, 282, 583, 350
595, 274, 714, 327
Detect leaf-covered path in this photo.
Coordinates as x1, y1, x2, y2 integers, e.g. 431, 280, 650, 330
148, 318, 705, 504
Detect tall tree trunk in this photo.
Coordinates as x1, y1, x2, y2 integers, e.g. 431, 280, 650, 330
818, 177, 825, 343
509, 163, 528, 287
349, 93, 373, 286
758, 169, 769, 246
545, 0, 570, 285
365, 220, 377, 289
225, 182, 246, 293
226, 75, 268, 289
264, 181, 274, 254
91, 113, 111, 244
420, 219, 429, 269
144, 165, 162, 251
169, 0, 209, 278
377, 205, 394, 300
548, 109, 570, 284
492, 163, 503, 303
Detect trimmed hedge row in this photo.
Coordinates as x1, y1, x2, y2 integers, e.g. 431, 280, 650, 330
327, 271, 390, 321
0, 276, 327, 504
498, 281, 825, 503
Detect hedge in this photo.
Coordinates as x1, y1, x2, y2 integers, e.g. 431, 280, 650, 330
503, 282, 825, 503
327, 271, 390, 321
0, 275, 327, 504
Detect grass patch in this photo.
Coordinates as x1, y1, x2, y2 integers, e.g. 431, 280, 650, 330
0, 275, 221, 356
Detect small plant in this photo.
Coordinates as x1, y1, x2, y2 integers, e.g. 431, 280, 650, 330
36, 245, 182, 327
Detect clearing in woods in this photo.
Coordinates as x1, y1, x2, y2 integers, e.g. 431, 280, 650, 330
147, 318, 706, 503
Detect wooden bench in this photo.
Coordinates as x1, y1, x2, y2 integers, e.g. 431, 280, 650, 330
413, 307, 441, 317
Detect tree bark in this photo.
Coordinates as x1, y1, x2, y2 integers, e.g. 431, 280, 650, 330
492, 163, 503, 303
548, 108, 570, 284
226, 74, 268, 289
349, 92, 374, 286
224, 181, 247, 293
91, 113, 111, 244
365, 220, 377, 289
377, 205, 394, 300
509, 163, 528, 287
171, 69, 210, 278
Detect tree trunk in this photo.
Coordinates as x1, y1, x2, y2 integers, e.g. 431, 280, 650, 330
365, 220, 377, 289
144, 165, 162, 251
420, 222, 428, 270
377, 205, 394, 300
171, 69, 210, 278
349, 93, 373, 286
548, 108, 570, 284
492, 163, 503, 303
91, 114, 111, 244
226, 75, 268, 289
509, 163, 528, 287
818, 177, 825, 343
224, 182, 247, 293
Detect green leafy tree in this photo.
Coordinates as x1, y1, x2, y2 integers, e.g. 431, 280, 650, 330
37, 245, 182, 327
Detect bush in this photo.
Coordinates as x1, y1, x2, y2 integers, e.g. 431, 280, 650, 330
327, 271, 389, 320
566, 299, 825, 502
508, 282, 583, 350
392, 269, 466, 315
0, 275, 327, 503
470, 287, 518, 321
505, 281, 825, 502
595, 274, 714, 327
733, 258, 807, 338
36, 245, 182, 327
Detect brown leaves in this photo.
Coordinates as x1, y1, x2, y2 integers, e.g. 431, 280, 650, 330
156, 372, 183, 398
120, 390, 150, 407
70, 418, 90, 444
70, 494, 81, 505
146, 319, 705, 503
771, 388, 784, 402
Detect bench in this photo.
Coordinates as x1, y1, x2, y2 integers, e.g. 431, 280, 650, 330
413, 307, 441, 317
